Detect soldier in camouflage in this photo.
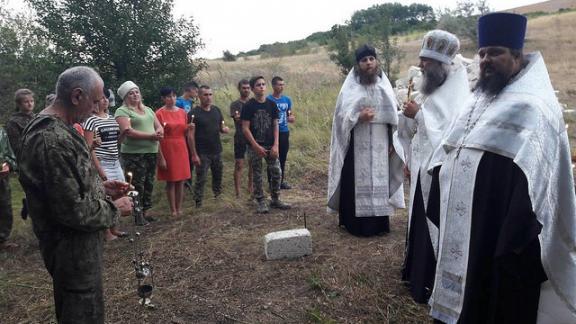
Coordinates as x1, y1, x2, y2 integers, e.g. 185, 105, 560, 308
241, 76, 291, 213
0, 126, 17, 250
18, 66, 133, 324
6, 88, 35, 160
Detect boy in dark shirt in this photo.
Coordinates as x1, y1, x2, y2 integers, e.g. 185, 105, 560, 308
230, 79, 253, 198
241, 76, 291, 213
188, 85, 229, 207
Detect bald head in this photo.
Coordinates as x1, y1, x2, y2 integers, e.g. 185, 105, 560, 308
56, 66, 103, 106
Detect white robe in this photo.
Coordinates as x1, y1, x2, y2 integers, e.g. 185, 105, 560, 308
327, 68, 405, 215
430, 52, 576, 323
396, 58, 470, 254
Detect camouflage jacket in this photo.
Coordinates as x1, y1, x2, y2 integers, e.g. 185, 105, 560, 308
18, 114, 119, 239
6, 111, 35, 160
0, 127, 17, 170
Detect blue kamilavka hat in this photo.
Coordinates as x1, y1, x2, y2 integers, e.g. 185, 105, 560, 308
478, 12, 527, 49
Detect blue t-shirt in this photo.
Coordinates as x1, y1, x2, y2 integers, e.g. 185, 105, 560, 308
266, 95, 292, 133
176, 96, 194, 114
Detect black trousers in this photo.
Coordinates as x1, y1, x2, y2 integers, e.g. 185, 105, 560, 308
278, 131, 289, 183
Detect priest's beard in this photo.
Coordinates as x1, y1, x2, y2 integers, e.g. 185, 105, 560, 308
420, 63, 448, 95
355, 64, 380, 85
476, 69, 511, 96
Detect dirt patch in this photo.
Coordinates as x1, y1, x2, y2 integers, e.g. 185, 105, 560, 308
0, 184, 429, 323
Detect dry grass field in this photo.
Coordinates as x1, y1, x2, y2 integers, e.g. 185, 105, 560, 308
1, 10, 575, 324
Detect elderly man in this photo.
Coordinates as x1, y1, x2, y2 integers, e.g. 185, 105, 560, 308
327, 44, 404, 237
428, 13, 576, 323
398, 30, 470, 304
18, 66, 133, 323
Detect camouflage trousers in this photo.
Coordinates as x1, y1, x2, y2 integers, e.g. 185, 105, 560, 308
42, 231, 105, 324
120, 153, 157, 211
194, 153, 223, 204
247, 146, 281, 201
0, 176, 12, 243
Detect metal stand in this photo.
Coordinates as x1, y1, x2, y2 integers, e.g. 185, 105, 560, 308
128, 190, 155, 308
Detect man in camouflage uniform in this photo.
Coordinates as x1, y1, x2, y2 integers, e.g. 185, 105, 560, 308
18, 66, 133, 324
6, 88, 36, 160
241, 76, 291, 213
0, 126, 17, 250
6, 88, 36, 220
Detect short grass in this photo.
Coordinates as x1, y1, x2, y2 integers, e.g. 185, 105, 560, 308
2, 9, 575, 323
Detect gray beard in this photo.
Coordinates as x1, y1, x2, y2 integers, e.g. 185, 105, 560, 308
420, 65, 448, 96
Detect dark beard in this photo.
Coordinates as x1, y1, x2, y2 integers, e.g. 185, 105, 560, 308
476, 69, 510, 96
355, 65, 379, 85
420, 64, 448, 95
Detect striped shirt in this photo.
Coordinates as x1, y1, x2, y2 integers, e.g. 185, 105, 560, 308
83, 114, 120, 161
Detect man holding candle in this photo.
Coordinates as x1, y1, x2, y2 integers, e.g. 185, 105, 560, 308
267, 76, 295, 189
230, 79, 253, 198
18, 66, 133, 323
188, 85, 229, 208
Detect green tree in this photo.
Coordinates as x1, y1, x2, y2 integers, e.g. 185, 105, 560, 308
26, 0, 205, 107
329, 24, 356, 76
0, 3, 60, 122
222, 50, 236, 62
437, 0, 491, 46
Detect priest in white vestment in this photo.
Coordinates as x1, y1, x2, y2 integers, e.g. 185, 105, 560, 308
327, 44, 404, 237
398, 30, 470, 304
428, 13, 576, 324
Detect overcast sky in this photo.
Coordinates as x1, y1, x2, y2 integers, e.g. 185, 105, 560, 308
173, 0, 542, 58
6, 0, 544, 58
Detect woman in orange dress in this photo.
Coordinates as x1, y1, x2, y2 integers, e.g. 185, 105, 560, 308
156, 87, 192, 217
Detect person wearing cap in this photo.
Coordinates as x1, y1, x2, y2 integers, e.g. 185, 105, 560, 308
115, 81, 164, 224
397, 30, 470, 304
327, 44, 404, 237
84, 89, 127, 240
428, 13, 576, 323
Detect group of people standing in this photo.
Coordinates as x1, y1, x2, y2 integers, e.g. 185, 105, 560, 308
2, 10, 575, 324
0, 67, 297, 322
328, 12, 576, 323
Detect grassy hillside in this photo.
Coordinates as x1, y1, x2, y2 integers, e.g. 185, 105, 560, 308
1, 9, 575, 324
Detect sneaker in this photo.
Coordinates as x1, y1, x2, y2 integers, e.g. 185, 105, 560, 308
280, 182, 292, 190
256, 200, 269, 214
270, 198, 291, 210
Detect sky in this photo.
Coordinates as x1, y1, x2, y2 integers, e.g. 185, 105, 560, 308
172, 0, 543, 58
6, 0, 545, 58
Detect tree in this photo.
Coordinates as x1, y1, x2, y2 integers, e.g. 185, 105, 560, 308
437, 0, 491, 45
329, 24, 356, 76
26, 0, 205, 108
222, 50, 236, 62
0, 3, 60, 122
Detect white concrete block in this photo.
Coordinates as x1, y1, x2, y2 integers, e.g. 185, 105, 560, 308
264, 228, 312, 260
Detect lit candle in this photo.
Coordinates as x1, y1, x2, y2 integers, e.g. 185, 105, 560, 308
126, 172, 133, 186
